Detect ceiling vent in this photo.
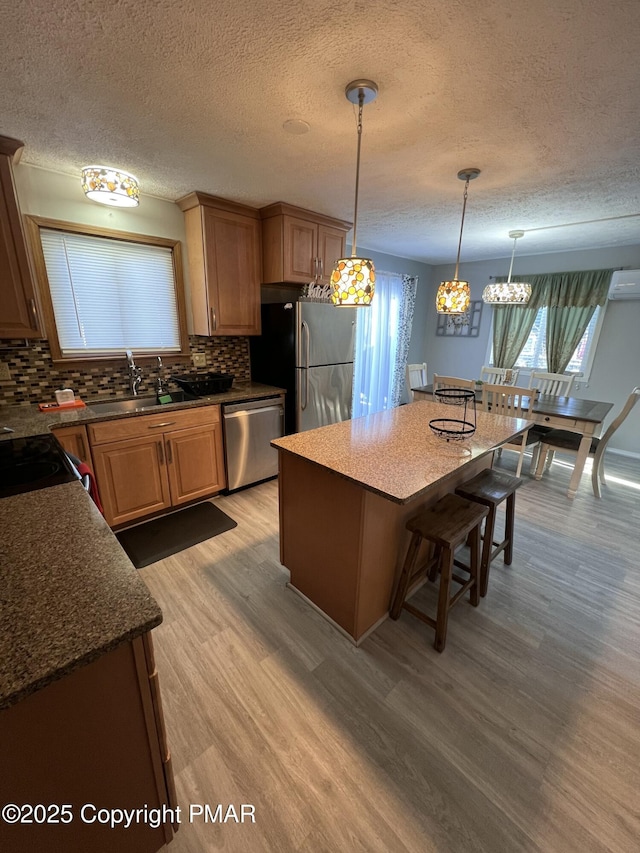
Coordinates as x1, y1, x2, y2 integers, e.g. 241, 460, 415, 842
607, 269, 640, 300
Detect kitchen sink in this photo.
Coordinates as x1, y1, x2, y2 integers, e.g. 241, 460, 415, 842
88, 390, 187, 415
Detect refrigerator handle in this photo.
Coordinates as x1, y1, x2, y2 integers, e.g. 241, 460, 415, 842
301, 320, 310, 369
301, 320, 310, 410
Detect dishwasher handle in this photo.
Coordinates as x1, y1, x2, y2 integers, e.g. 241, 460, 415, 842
223, 396, 284, 416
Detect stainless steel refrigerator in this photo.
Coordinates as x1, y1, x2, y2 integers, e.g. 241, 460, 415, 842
250, 301, 356, 433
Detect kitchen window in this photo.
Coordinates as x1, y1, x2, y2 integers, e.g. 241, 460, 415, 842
514, 305, 604, 374
26, 216, 189, 362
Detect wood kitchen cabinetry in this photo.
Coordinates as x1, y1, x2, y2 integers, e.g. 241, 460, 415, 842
0, 136, 41, 338
52, 423, 93, 470
89, 405, 225, 527
1, 633, 176, 853
260, 202, 351, 286
177, 191, 261, 336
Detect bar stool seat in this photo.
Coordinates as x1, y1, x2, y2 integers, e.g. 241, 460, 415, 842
455, 469, 522, 597
389, 493, 489, 652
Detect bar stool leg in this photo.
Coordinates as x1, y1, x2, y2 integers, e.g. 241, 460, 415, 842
504, 492, 516, 565
390, 531, 421, 620
469, 525, 480, 607
480, 506, 496, 597
434, 546, 453, 652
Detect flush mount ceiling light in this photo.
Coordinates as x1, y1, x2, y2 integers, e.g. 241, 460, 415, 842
330, 79, 378, 307
482, 230, 532, 304
81, 165, 139, 207
436, 168, 480, 314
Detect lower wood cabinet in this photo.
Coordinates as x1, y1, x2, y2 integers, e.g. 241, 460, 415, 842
52, 424, 93, 471
0, 633, 176, 853
89, 405, 226, 528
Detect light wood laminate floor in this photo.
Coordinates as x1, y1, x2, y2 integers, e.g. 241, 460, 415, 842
141, 450, 640, 853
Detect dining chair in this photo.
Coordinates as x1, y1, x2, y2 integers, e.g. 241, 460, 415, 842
432, 374, 476, 392
526, 371, 577, 471
480, 365, 520, 385
534, 386, 640, 497
406, 362, 428, 401
480, 383, 534, 478
528, 370, 576, 397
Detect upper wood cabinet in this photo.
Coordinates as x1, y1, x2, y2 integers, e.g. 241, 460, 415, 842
0, 136, 42, 338
260, 202, 351, 286
177, 192, 261, 336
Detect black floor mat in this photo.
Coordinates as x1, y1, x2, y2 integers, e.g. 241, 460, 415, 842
116, 501, 237, 568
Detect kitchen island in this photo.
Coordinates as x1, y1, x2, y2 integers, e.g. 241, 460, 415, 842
272, 400, 529, 644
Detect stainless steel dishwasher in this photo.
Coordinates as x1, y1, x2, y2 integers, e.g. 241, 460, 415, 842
222, 395, 285, 491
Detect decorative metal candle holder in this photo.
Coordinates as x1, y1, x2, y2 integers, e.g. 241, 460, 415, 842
429, 388, 477, 441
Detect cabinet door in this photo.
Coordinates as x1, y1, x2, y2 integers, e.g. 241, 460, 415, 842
202, 207, 261, 336
282, 216, 318, 283
165, 421, 226, 505
92, 435, 171, 527
0, 145, 41, 338
317, 224, 346, 285
53, 425, 93, 470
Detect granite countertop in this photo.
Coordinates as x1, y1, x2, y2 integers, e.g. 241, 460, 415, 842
0, 481, 162, 710
272, 400, 532, 504
0, 381, 285, 440
0, 380, 283, 709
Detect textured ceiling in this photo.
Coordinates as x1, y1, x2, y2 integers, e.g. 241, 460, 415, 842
1, 0, 639, 264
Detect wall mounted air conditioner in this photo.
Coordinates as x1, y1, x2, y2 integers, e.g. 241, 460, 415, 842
608, 269, 640, 300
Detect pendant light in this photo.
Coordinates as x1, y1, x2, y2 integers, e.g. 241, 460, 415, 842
330, 80, 378, 307
482, 230, 532, 304
81, 165, 139, 207
436, 168, 480, 314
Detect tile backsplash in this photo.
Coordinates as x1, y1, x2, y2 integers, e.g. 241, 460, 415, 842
0, 336, 250, 406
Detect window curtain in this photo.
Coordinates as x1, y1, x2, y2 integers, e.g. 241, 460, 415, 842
352, 272, 417, 417
491, 268, 612, 371
545, 269, 611, 372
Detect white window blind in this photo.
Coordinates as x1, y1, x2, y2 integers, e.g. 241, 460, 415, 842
40, 229, 181, 356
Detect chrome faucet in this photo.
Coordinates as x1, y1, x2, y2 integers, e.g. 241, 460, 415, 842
156, 356, 167, 396
126, 350, 143, 396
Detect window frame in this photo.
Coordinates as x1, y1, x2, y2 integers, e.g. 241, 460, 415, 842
484, 302, 607, 383
25, 215, 190, 366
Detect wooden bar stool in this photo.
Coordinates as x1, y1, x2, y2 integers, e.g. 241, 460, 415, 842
455, 469, 522, 597
389, 493, 489, 652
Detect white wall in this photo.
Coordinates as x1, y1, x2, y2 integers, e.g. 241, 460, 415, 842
425, 245, 640, 454
13, 164, 194, 329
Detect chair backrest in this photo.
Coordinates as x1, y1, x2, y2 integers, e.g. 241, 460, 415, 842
406, 363, 427, 400
480, 365, 520, 386
480, 383, 530, 417
433, 374, 476, 392
529, 370, 576, 397
593, 387, 640, 460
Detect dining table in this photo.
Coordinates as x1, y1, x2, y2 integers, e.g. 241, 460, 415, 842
413, 385, 614, 499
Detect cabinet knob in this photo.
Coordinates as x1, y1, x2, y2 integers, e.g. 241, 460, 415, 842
210, 306, 217, 331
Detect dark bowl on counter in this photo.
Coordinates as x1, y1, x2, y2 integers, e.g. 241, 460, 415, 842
170, 373, 234, 397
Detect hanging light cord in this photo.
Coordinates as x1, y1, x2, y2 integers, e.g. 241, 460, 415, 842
351, 90, 365, 258
453, 175, 471, 281
506, 234, 518, 283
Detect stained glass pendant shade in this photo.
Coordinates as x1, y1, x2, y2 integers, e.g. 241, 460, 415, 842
436, 169, 480, 314
331, 80, 378, 306
482, 230, 532, 304
81, 165, 139, 207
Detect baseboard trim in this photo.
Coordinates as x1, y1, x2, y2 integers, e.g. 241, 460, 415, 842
606, 448, 640, 460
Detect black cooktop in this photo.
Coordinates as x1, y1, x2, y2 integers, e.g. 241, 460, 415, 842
0, 433, 80, 498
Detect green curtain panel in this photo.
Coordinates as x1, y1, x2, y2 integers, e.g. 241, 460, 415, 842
491, 272, 546, 369
492, 304, 539, 369
491, 268, 612, 370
